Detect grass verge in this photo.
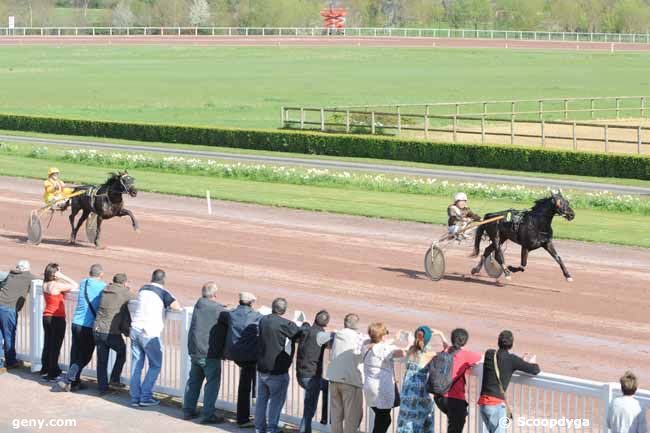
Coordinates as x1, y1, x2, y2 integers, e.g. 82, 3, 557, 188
1, 154, 648, 248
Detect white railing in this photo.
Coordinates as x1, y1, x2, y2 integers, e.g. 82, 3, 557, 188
0, 26, 650, 44
14, 281, 650, 433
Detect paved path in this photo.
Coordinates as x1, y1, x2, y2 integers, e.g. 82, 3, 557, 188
0, 369, 237, 433
2, 133, 648, 195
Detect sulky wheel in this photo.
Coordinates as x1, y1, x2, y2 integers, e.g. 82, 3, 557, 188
424, 245, 445, 281
27, 212, 43, 245
484, 251, 504, 279
85, 213, 98, 244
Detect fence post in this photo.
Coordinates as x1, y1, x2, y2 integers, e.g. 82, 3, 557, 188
483, 102, 487, 117
564, 99, 568, 120
604, 124, 609, 153
320, 108, 325, 132
590, 99, 595, 120
280, 107, 286, 128
572, 122, 577, 150
29, 281, 44, 373
346, 110, 350, 133
371, 112, 376, 135
641, 97, 645, 118
300, 108, 305, 129
616, 98, 620, 119
541, 120, 545, 147
455, 103, 460, 117
511, 102, 515, 121
424, 105, 429, 139
397, 106, 402, 136
481, 117, 485, 144
539, 100, 543, 120
601, 383, 614, 433
179, 309, 191, 394
510, 118, 515, 145
453, 115, 457, 142
638, 126, 642, 154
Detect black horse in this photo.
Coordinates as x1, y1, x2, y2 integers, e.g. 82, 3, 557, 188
471, 191, 576, 281
66, 172, 139, 247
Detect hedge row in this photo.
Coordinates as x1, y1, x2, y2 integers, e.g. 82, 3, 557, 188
1, 113, 649, 180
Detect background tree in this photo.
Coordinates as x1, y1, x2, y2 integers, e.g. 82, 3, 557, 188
112, 0, 135, 26
188, 0, 209, 25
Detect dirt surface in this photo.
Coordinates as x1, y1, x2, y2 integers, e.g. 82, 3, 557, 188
0, 35, 649, 52
1, 176, 649, 383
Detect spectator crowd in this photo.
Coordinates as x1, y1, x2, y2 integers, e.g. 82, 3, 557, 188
0, 259, 647, 433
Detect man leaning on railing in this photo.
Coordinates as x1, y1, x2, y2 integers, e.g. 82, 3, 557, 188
129, 269, 182, 408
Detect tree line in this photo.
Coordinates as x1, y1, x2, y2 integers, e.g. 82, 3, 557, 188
2, 0, 650, 34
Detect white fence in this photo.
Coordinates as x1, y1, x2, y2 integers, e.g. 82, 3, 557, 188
1, 26, 650, 44
14, 281, 650, 433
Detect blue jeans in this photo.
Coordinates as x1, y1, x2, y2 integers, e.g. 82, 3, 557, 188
0, 306, 18, 368
298, 376, 325, 433
183, 357, 222, 419
255, 372, 290, 433
480, 403, 508, 433
129, 328, 163, 404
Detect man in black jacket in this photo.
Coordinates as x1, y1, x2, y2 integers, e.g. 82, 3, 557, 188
297, 310, 330, 433
255, 298, 308, 433
183, 282, 226, 424
478, 330, 541, 433
220, 291, 261, 427
0, 260, 37, 372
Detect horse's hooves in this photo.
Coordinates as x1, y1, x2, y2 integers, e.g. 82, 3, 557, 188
471, 268, 480, 276
505, 275, 512, 281
567, 277, 574, 282
134, 228, 141, 233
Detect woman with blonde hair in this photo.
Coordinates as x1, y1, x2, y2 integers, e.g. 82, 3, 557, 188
362, 323, 409, 433
396, 326, 449, 433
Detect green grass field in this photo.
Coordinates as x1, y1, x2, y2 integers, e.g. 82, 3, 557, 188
1, 46, 650, 128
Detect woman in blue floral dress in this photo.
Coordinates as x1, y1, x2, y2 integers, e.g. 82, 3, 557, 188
396, 326, 449, 433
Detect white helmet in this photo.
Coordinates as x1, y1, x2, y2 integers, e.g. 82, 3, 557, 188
454, 192, 468, 202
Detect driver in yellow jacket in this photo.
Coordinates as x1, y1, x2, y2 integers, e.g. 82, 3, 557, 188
43, 168, 74, 208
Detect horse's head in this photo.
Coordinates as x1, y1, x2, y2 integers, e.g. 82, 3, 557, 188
109, 171, 137, 197
551, 190, 575, 221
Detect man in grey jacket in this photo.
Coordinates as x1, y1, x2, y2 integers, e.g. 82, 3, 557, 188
183, 282, 226, 424
93, 273, 136, 394
317, 313, 366, 433
0, 260, 37, 372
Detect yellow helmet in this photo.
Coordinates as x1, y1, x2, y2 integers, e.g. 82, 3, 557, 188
48, 167, 60, 176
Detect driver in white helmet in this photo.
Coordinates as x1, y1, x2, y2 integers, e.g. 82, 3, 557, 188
447, 192, 481, 240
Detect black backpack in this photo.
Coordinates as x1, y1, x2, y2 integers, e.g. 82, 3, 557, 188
426, 349, 459, 396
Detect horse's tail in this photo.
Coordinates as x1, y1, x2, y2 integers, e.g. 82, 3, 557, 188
472, 224, 485, 257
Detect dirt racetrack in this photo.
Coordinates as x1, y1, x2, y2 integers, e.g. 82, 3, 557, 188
1, 176, 649, 382
1, 35, 650, 52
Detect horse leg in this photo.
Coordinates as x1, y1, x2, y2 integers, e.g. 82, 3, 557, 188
68, 205, 81, 244
94, 217, 104, 248
543, 241, 572, 281
118, 208, 139, 232
72, 210, 91, 244
508, 248, 528, 273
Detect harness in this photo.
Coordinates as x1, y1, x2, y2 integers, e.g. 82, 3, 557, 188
505, 210, 526, 233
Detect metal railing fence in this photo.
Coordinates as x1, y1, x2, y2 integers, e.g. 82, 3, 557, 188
1, 27, 650, 44
14, 281, 650, 433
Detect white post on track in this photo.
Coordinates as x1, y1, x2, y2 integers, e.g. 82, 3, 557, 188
206, 190, 212, 215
